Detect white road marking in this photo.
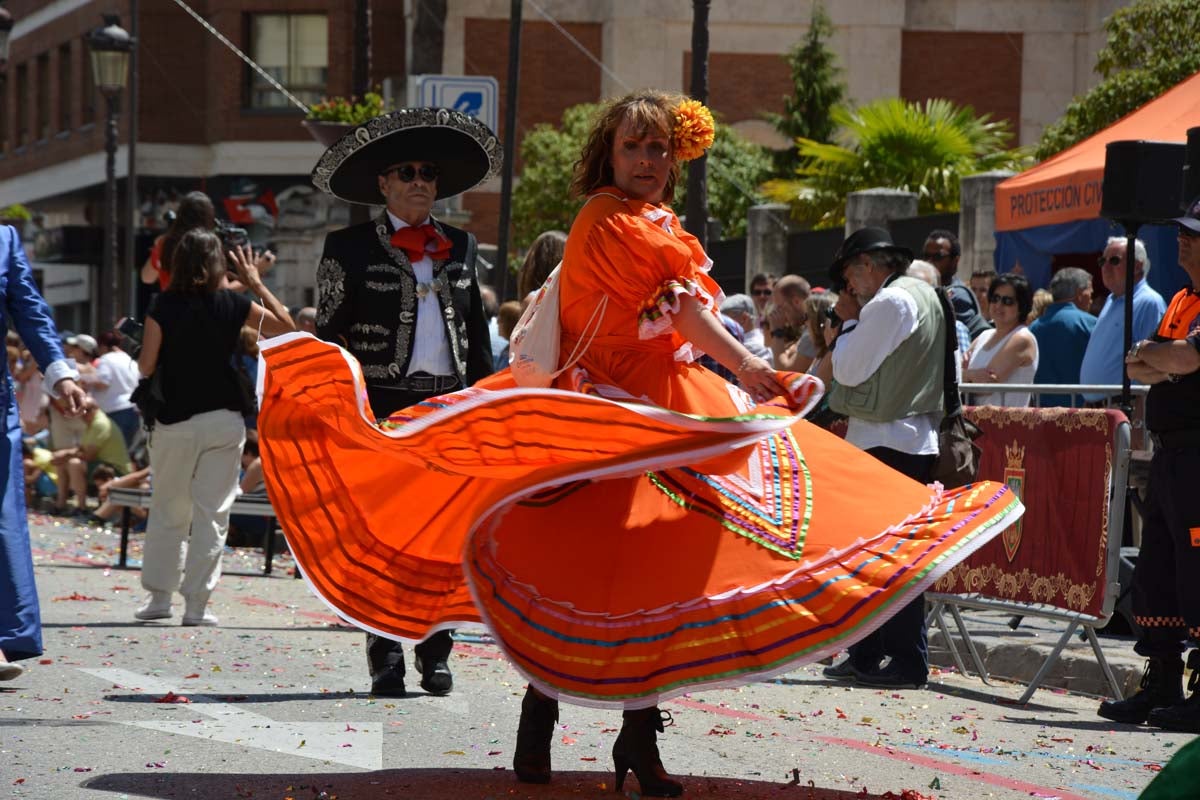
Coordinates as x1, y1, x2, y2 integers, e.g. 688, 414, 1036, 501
80, 667, 383, 770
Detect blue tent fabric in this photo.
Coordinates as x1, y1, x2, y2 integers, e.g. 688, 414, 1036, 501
995, 221, 1187, 298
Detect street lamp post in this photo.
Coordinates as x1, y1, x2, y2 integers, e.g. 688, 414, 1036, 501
87, 14, 133, 330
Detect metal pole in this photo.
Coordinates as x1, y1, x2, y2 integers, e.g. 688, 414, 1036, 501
349, 0, 372, 227
685, 0, 710, 248
102, 91, 119, 330
495, 0, 521, 300
123, 0, 139, 318
353, 0, 370, 97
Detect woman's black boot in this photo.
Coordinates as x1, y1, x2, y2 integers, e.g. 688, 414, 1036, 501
513, 686, 558, 783
612, 707, 683, 797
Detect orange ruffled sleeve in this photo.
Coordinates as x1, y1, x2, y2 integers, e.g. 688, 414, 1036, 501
576, 202, 724, 347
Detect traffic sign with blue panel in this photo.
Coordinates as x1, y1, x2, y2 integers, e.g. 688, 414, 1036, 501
415, 75, 499, 135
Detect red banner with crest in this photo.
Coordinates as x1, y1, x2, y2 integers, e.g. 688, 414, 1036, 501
931, 407, 1124, 618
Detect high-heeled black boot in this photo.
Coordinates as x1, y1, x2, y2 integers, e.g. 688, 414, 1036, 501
513, 686, 558, 783
612, 707, 683, 797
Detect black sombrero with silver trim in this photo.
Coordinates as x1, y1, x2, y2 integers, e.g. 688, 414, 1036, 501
311, 107, 502, 205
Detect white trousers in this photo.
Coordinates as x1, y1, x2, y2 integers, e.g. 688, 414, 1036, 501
142, 409, 245, 601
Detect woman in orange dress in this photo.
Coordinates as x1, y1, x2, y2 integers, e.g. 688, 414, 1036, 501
256, 92, 1022, 797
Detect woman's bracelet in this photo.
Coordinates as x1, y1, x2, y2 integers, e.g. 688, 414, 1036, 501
737, 354, 758, 374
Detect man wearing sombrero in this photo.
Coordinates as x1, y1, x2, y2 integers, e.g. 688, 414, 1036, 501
310, 107, 500, 698
820, 226, 949, 691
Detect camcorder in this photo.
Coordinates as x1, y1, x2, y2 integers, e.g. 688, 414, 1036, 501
215, 220, 250, 250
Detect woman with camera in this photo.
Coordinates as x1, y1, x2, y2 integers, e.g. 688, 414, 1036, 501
141, 191, 267, 296
133, 232, 294, 626
141, 192, 215, 290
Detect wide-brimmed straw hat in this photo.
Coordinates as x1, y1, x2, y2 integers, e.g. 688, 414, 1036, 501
311, 107, 503, 205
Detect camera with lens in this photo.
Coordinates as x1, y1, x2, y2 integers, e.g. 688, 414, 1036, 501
215, 220, 250, 250
824, 306, 840, 327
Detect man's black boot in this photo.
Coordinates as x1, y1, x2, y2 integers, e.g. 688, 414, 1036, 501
1098, 655, 1184, 724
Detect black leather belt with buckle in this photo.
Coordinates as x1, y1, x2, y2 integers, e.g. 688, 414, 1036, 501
385, 372, 461, 394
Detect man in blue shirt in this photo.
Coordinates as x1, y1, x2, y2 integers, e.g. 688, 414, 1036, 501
1079, 237, 1166, 402
1029, 267, 1097, 406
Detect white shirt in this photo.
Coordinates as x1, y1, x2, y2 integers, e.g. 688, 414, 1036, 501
831, 281, 939, 455
88, 349, 139, 413
387, 210, 454, 376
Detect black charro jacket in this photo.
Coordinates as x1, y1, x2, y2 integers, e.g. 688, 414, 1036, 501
315, 213, 493, 388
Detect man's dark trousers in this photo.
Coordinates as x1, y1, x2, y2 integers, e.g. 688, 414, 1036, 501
365, 381, 462, 689
844, 447, 937, 683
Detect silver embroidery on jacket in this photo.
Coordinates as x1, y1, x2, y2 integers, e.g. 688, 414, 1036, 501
376, 218, 417, 368
349, 323, 389, 335
316, 257, 346, 327
367, 263, 404, 276
349, 340, 389, 352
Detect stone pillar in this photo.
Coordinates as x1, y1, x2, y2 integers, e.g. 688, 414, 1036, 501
844, 188, 918, 236
959, 171, 1014, 279
745, 203, 792, 290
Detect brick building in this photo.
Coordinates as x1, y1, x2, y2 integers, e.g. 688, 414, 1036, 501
0, 0, 1122, 329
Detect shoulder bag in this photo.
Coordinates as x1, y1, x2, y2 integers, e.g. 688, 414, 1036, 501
930, 287, 982, 488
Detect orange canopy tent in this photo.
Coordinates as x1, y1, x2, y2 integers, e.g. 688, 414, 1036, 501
996, 69, 1200, 232
993, 70, 1200, 295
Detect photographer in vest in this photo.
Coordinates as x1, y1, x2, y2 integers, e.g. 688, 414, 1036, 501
821, 227, 947, 690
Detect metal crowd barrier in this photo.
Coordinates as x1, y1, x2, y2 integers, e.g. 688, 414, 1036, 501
926, 397, 1135, 704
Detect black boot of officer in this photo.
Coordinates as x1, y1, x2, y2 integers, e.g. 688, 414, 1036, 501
1098, 654, 1185, 724
1148, 650, 1200, 732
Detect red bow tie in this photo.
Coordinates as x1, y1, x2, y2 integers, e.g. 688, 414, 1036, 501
390, 223, 452, 263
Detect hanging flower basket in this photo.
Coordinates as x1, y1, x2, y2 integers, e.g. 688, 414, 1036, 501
302, 120, 355, 147
303, 91, 390, 147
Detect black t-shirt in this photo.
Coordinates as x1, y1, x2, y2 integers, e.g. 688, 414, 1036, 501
147, 289, 253, 424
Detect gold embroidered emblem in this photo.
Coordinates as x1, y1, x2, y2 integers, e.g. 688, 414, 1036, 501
1001, 442, 1025, 562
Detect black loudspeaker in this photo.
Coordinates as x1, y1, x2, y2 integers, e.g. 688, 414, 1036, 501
1182, 126, 1200, 209
1100, 140, 1187, 223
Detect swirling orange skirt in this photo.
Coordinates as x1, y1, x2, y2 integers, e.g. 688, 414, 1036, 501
257, 334, 1022, 708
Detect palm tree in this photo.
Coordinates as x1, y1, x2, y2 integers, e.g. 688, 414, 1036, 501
764, 98, 1031, 229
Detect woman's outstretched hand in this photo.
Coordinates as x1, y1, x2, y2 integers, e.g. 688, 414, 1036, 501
736, 355, 788, 403
228, 244, 272, 288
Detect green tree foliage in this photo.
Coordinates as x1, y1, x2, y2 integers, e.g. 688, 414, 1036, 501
764, 98, 1031, 229
511, 103, 773, 253
764, 2, 845, 174
510, 103, 597, 258
1036, 0, 1200, 160
672, 125, 774, 239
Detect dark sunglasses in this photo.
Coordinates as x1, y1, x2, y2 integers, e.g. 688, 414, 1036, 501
752, 289, 772, 297
988, 294, 1018, 307
924, 252, 952, 261
1098, 255, 1124, 267
385, 163, 440, 183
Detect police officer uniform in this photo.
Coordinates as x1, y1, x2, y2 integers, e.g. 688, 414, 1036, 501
1098, 204, 1200, 733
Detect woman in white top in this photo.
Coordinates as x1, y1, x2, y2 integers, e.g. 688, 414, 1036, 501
964, 273, 1039, 406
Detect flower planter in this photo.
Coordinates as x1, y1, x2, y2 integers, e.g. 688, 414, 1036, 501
302, 120, 355, 148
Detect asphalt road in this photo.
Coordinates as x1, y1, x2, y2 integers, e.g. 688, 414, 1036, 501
2, 515, 1193, 800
